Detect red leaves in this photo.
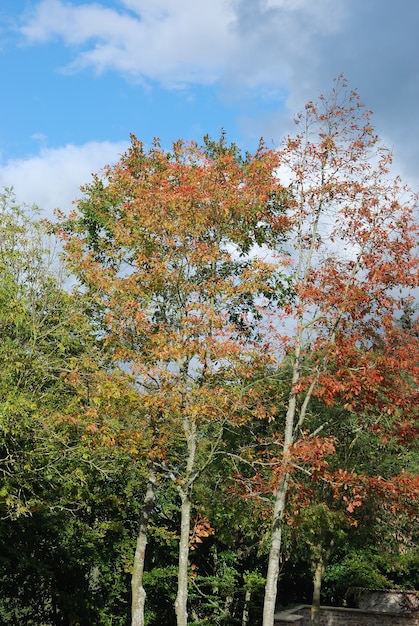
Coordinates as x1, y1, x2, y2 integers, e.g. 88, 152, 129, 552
189, 515, 215, 551
233, 435, 337, 500
367, 473, 419, 517
291, 436, 336, 472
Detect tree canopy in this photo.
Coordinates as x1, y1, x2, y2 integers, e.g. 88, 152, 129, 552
1, 79, 418, 626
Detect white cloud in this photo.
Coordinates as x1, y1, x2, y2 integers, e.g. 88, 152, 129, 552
19, 0, 347, 88
0, 140, 128, 217
17, 0, 419, 182
21, 0, 237, 85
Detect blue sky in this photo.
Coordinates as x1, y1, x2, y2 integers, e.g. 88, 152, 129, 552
1, 0, 419, 216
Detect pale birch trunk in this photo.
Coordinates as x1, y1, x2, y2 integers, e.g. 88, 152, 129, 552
131, 465, 157, 626
262, 331, 302, 626
241, 589, 252, 626
262, 342, 308, 626
174, 416, 197, 626
175, 491, 192, 626
224, 594, 234, 620
262, 473, 290, 626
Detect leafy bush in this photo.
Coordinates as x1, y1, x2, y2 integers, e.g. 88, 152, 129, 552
323, 551, 391, 605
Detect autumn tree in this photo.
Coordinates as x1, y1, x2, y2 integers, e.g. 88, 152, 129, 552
260, 77, 419, 626
56, 134, 288, 626
286, 428, 419, 622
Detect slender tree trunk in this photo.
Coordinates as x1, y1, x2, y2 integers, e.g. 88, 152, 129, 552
131, 465, 157, 626
311, 540, 334, 625
224, 593, 234, 620
175, 491, 192, 626
262, 339, 302, 626
174, 413, 197, 626
311, 558, 324, 625
242, 589, 252, 626
262, 473, 290, 626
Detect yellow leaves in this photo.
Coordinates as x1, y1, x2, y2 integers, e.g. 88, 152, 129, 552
267, 405, 279, 423
84, 406, 98, 420
91, 396, 101, 407
150, 525, 179, 545
86, 421, 99, 433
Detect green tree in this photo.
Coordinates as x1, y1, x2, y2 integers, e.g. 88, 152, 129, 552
0, 189, 137, 624
0, 187, 85, 518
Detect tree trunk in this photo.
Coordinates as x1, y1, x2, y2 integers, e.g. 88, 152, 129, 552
224, 593, 234, 620
174, 408, 197, 626
262, 343, 302, 626
311, 558, 324, 625
131, 465, 157, 626
262, 391, 315, 626
175, 491, 192, 626
242, 589, 252, 626
262, 473, 290, 626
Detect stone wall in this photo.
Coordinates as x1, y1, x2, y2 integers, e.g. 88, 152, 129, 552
355, 589, 419, 614
274, 604, 419, 626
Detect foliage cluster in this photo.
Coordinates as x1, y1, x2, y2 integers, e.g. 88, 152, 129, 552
0, 79, 418, 626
